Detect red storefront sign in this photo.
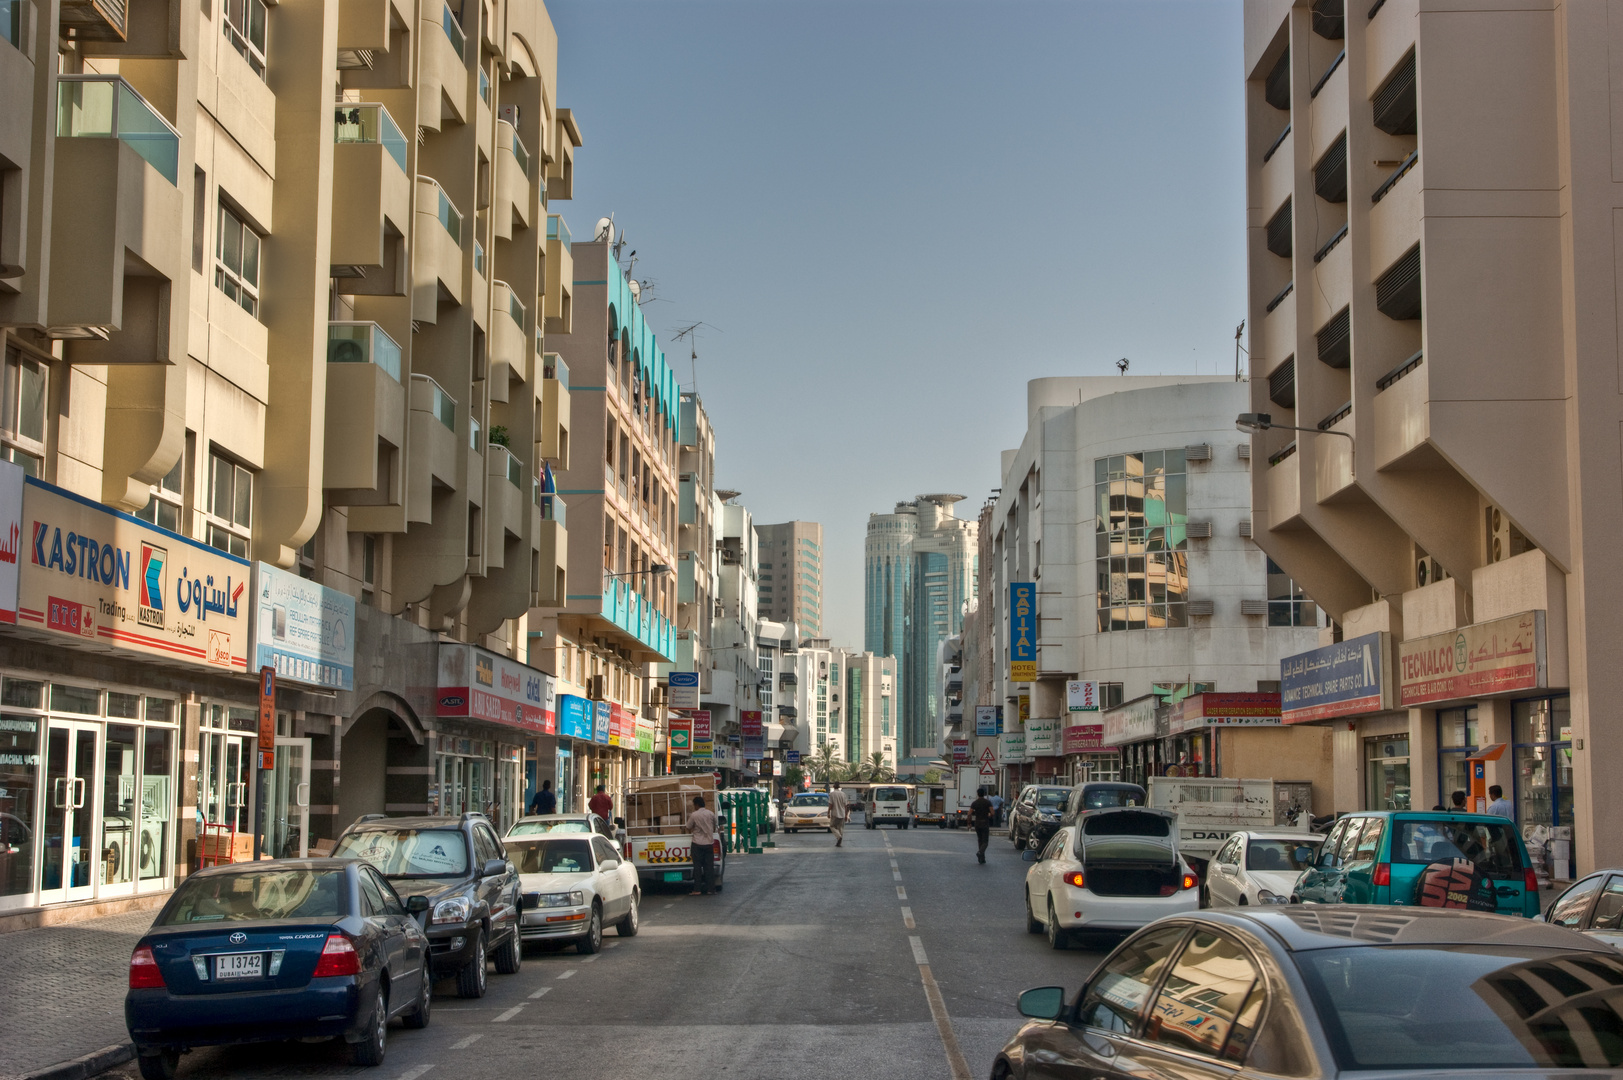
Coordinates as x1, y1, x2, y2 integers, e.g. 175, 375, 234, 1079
1062, 724, 1103, 754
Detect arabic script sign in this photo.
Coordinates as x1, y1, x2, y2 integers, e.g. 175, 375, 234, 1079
1281, 632, 1388, 724
1101, 695, 1159, 748
1397, 611, 1546, 707
17, 477, 250, 671
253, 563, 355, 690
1168, 692, 1282, 735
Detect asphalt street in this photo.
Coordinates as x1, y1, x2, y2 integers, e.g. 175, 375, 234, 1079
92, 817, 1117, 1080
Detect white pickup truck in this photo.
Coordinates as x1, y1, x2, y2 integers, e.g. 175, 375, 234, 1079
622, 775, 727, 892
1147, 777, 1312, 873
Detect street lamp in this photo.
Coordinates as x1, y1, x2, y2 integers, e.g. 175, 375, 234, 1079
1235, 412, 1353, 442
604, 564, 672, 579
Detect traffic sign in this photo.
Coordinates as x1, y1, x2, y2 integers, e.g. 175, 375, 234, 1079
978, 763, 995, 776
979, 746, 995, 763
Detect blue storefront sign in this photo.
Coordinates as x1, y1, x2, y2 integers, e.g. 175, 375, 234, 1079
1281, 632, 1389, 724
559, 694, 594, 741
593, 700, 611, 745
252, 563, 356, 690
1009, 582, 1036, 681
786, 750, 800, 764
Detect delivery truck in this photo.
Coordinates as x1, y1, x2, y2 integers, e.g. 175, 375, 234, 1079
1147, 776, 1312, 873
951, 765, 984, 827
622, 773, 726, 892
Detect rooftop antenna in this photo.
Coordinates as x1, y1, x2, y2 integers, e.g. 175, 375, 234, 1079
1116, 357, 1130, 375
670, 321, 721, 391
1234, 321, 1248, 382
594, 214, 615, 244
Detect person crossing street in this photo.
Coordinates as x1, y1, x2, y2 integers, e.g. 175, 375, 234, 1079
829, 782, 850, 847
970, 787, 994, 863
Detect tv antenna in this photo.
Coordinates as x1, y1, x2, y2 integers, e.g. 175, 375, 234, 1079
1116, 357, 1130, 375
1234, 321, 1248, 381
669, 321, 721, 391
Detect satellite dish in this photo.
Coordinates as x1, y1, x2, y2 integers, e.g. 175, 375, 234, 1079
595, 217, 614, 244
628, 279, 641, 300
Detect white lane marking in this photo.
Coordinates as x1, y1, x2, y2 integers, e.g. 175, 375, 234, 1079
663, 903, 675, 909
449, 1035, 482, 1050
556, 969, 577, 979
396, 1066, 437, 1080
889, 860, 899, 869
896, 886, 907, 899
910, 936, 930, 965
492, 1003, 526, 1023
918, 960, 972, 1080
893, 871, 903, 881
581, 954, 599, 963
528, 986, 552, 999
606, 941, 622, 948
902, 906, 916, 929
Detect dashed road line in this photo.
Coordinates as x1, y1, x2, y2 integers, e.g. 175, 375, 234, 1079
909, 936, 971, 1080
556, 969, 576, 980
896, 886, 907, 899
395, 1066, 437, 1080
893, 871, 903, 881
528, 986, 552, 999
492, 1003, 527, 1023
901, 906, 915, 929
889, 860, 899, 868
607, 941, 622, 948
449, 1035, 482, 1050
581, 954, 599, 963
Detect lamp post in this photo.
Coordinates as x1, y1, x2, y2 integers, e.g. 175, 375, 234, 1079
1235, 412, 1353, 441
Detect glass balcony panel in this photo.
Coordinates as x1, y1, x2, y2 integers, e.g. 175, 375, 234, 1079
327, 322, 402, 381
440, 2, 464, 60
2, 0, 20, 47
56, 76, 180, 185
437, 187, 461, 245
543, 353, 569, 388
333, 103, 407, 173
469, 417, 481, 450
505, 449, 522, 487
479, 67, 490, 104
546, 215, 570, 252
474, 241, 485, 277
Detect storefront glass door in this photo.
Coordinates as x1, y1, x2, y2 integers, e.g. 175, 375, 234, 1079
40, 721, 98, 905
201, 732, 254, 836
99, 723, 140, 894
268, 738, 310, 858
0, 713, 41, 907
1514, 697, 1575, 880
1365, 735, 1411, 811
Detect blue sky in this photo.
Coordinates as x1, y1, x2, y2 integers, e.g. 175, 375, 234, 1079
549, 0, 1246, 648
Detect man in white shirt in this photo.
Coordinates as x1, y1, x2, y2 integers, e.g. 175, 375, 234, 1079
687, 794, 717, 895
828, 782, 850, 847
1485, 784, 1514, 820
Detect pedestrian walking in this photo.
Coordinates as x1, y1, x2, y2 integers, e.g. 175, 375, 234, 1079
588, 783, 613, 821
829, 782, 850, 847
688, 794, 717, 895
971, 787, 994, 863
990, 791, 1004, 828
528, 780, 556, 816
1486, 785, 1514, 819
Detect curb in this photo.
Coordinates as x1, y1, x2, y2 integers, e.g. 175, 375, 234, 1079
19, 1043, 135, 1080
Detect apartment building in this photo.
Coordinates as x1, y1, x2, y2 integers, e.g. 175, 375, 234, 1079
982, 377, 1323, 799
1243, 0, 1623, 877
0, 0, 583, 918
756, 520, 822, 636
699, 496, 760, 775
672, 392, 717, 678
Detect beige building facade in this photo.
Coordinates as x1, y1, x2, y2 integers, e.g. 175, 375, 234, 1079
1244, 0, 1623, 877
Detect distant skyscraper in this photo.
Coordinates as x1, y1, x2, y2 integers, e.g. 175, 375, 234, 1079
865, 495, 977, 763
756, 521, 823, 635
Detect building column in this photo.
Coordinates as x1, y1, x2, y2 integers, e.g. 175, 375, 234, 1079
1407, 707, 1439, 811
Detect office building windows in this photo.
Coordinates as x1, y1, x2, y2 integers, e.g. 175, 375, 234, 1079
1095, 450, 1189, 631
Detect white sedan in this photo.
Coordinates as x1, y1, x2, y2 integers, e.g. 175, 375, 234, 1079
1022, 810, 1200, 949
783, 793, 831, 832
1203, 830, 1323, 908
508, 833, 639, 954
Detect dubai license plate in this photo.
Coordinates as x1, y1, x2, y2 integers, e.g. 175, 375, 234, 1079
663, 871, 684, 882
215, 952, 263, 980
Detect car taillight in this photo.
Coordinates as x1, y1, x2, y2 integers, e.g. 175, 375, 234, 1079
312, 934, 360, 978
1373, 863, 1391, 887
1181, 872, 1199, 891
1062, 871, 1086, 889
1525, 868, 1540, 891
129, 945, 166, 989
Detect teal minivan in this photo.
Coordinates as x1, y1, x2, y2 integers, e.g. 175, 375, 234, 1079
1292, 810, 1540, 918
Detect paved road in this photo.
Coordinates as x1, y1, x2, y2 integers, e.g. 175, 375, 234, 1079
88, 822, 1115, 1080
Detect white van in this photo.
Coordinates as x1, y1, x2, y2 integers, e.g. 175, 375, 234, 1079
867, 784, 916, 829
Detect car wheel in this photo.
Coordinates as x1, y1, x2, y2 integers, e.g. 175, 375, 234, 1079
493, 927, 521, 975
401, 965, 432, 1029
576, 904, 603, 955
455, 931, 487, 998
1025, 890, 1043, 934
1046, 899, 1068, 951
1199, 885, 1210, 908
350, 986, 387, 1066
617, 891, 640, 937
136, 1050, 180, 1080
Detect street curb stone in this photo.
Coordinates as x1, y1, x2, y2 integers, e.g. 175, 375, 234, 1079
18, 1042, 134, 1080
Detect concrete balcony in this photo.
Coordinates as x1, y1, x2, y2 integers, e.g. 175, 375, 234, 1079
492, 119, 530, 241
540, 353, 571, 468
488, 281, 528, 401
544, 215, 572, 334
533, 488, 567, 606
466, 418, 484, 502
338, 0, 410, 58
1265, 446, 1302, 530
332, 103, 410, 295
547, 110, 580, 202
47, 75, 186, 361
484, 444, 526, 553
407, 374, 458, 517
412, 177, 464, 322
416, 1, 467, 132
1314, 410, 1355, 503
1369, 153, 1421, 280
1373, 356, 1428, 469
74, 0, 186, 57
1258, 123, 1292, 224
324, 321, 405, 499
1311, 238, 1350, 329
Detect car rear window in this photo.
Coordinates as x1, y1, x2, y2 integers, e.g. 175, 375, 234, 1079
791, 795, 829, 806
1035, 789, 1068, 808
162, 869, 346, 924
873, 787, 909, 801
1297, 945, 1623, 1070
509, 838, 593, 874
509, 819, 591, 836
1391, 819, 1523, 878
1248, 838, 1321, 872
1083, 811, 1170, 837
332, 828, 470, 877
1082, 785, 1146, 809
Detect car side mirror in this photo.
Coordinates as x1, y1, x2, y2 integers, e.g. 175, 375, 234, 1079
1022, 848, 1038, 863
481, 858, 508, 878
406, 894, 429, 914
1294, 846, 1314, 866
1017, 986, 1066, 1020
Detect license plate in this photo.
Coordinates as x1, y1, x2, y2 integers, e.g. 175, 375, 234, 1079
663, 871, 684, 882
215, 952, 263, 980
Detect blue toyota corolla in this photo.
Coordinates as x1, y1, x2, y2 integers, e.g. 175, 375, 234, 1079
125, 859, 431, 1079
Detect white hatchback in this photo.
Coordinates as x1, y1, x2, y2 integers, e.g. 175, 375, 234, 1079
1023, 809, 1200, 949
1202, 829, 1323, 908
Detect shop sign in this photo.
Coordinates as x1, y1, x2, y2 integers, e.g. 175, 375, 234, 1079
1018, 694, 1030, 724
1398, 611, 1546, 707
1063, 723, 1103, 754
691, 709, 713, 757
593, 701, 611, 745
1066, 681, 1100, 712
786, 749, 800, 764
17, 476, 250, 672
740, 709, 763, 761
437, 642, 555, 734
558, 694, 593, 741
1169, 692, 1283, 735
1027, 715, 1059, 756
668, 670, 699, 710
608, 703, 636, 747
0, 461, 23, 624
252, 563, 355, 690
952, 739, 970, 764
668, 716, 691, 754
997, 731, 1027, 764
636, 719, 655, 753
741, 710, 763, 737
975, 706, 999, 736
742, 735, 764, 761
1101, 695, 1159, 747
1009, 582, 1036, 682
1281, 633, 1389, 724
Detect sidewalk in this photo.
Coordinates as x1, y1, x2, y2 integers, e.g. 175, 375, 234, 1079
0, 909, 153, 1080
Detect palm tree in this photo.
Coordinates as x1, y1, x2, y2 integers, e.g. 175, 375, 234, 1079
864, 751, 895, 783
808, 744, 839, 782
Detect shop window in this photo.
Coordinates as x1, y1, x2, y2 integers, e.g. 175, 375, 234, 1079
215, 201, 262, 317
1513, 696, 1574, 879
1267, 558, 1318, 626
1365, 735, 1410, 811
1, 347, 46, 478
0, 712, 40, 900
1437, 706, 1479, 808
134, 451, 185, 533
1094, 449, 1189, 631
206, 450, 253, 558
51, 683, 100, 715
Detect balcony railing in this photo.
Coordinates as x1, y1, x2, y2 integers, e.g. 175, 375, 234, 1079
1262, 122, 1290, 164
440, 2, 464, 60
535, 479, 567, 527
422, 177, 462, 245
328, 322, 402, 381
1265, 280, 1294, 314
547, 214, 571, 252
474, 240, 485, 277
1317, 401, 1352, 430
413, 374, 455, 430
1371, 150, 1419, 204
543, 353, 570, 387
1313, 222, 1348, 264
469, 417, 481, 450
496, 281, 524, 327
479, 68, 490, 105
56, 76, 180, 185
501, 120, 529, 177
1310, 49, 1345, 99
334, 103, 408, 173
1269, 440, 1298, 467
1376, 349, 1424, 391
490, 444, 521, 487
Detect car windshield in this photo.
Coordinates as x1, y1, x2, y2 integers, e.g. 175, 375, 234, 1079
1391, 819, 1523, 879
792, 795, 829, 807
1248, 838, 1321, 872
1083, 786, 1145, 809
332, 828, 470, 877
1035, 789, 1068, 808
1297, 944, 1623, 1070
509, 838, 594, 874
161, 869, 345, 924
509, 819, 591, 836
874, 787, 908, 801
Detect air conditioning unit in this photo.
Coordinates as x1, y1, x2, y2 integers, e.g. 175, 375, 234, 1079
1188, 600, 1216, 617
1486, 506, 1514, 564
1415, 555, 1449, 588
1240, 599, 1270, 616
586, 674, 608, 700
1184, 443, 1213, 462
1187, 521, 1213, 539
1238, 518, 1254, 538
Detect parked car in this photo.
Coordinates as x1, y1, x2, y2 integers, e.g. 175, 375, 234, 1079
1056, 780, 1147, 829
1204, 830, 1324, 908
509, 833, 638, 953
508, 812, 616, 840
1544, 867, 1623, 948
866, 784, 915, 829
1022, 808, 1199, 948
331, 813, 522, 998
992, 907, 1623, 1079
125, 860, 431, 1079
1292, 810, 1540, 917
783, 792, 831, 832
1007, 784, 1071, 851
